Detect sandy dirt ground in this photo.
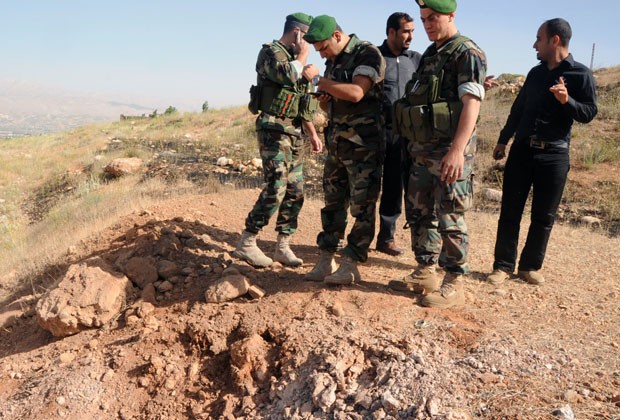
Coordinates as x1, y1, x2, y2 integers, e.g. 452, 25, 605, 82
1, 188, 619, 419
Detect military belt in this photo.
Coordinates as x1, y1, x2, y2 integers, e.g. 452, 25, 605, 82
528, 136, 568, 150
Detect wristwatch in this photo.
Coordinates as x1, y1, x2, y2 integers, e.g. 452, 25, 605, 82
312, 75, 321, 85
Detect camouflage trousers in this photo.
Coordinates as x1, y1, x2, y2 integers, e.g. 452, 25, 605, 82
405, 154, 474, 274
245, 129, 304, 235
317, 138, 383, 262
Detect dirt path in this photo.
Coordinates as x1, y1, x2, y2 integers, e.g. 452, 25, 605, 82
1, 188, 619, 419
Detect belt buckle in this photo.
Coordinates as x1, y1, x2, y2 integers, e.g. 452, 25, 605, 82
529, 138, 545, 149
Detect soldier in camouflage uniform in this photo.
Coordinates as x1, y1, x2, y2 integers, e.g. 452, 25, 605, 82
233, 13, 323, 268
301, 15, 386, 285
389, 0, 487, 308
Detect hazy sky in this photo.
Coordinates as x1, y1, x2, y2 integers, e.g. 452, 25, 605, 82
2, 1, 619, 111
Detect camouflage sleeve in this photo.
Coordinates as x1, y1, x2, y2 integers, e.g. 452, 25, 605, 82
352, 45, 385, 84
256, 45, 301, 86
298, 79, 319, 121
455, 44, 487, 100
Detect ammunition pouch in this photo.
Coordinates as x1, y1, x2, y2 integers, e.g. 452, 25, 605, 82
430, 101, 463, 139
248, 83, 303, 118
262, 85, 302, 118
393, 99, 463, 145
393, 101, 431, 144
393, 72, 462, 145
403, 73, 442, 106
248, 85, 261, 115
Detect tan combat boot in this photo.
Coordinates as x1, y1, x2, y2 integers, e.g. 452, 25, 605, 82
273, 234, 303, 267
487, 269, 510, 286
324, 255, 361, 285
304, 250, 337, 282
421, 273, 465, 308
232, 230, 273, 268
518, 270, 545, 285
387, 264, 440, 294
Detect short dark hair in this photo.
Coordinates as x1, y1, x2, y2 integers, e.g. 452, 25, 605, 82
283, 20, 309, 36
544, 18, 572, 47
386, 12, 413, 36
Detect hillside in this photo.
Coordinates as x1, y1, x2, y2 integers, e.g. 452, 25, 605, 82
0, 67, 619, 419
0, 79, 199, 136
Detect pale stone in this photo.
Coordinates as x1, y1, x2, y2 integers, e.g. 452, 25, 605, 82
204, 275, 250, 303
247, 285, 265, 300
157, 260, 180, 279
104, 158, 143, 177
483, 188, 503, 202
124, 257, 158, 288
580, 216, 601, 228
36, 262, 131, 337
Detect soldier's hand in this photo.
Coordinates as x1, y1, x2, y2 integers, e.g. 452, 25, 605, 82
293, 30, 309, 55
484, 75, 499, 91
492, 144, 506, 160
302, 64, 319, 82
549, 76, 569, 104
309, 135, 323, 154
439, 148, 464, 184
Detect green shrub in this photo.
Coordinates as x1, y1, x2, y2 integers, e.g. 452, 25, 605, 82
164, 106, 178, 115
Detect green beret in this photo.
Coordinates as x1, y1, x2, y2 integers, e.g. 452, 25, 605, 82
416, 0, 457, 13
303, 15, 337, 43
286, 13, 313, 27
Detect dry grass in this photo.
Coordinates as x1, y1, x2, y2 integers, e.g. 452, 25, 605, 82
0, 111, 246, 288
0, 175, 220, 291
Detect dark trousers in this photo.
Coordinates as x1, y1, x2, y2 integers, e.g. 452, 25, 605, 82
377, 129, 410, 245
493, 143, 570, 272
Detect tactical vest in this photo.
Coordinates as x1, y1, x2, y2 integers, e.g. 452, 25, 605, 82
329, 40, 383, 119
248, 42, 317, 121
393, 36, 468, 145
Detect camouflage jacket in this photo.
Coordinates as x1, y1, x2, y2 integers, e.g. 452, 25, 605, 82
255, 40, 317, 135
324, 34, 386, 149
410, 32, 487, 155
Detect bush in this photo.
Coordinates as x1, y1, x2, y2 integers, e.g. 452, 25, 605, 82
164, 106, 178, 115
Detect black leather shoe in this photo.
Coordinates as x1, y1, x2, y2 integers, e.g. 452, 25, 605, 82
376, 241, 404, 256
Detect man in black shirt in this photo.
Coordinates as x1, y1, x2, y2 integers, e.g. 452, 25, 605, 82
487, 18, 597, 286
375, 12, 422, 256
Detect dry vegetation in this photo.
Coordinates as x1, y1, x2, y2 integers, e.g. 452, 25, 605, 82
0, 67, 619, 419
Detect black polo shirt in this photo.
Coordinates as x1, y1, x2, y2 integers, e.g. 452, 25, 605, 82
498, 54, 598, 146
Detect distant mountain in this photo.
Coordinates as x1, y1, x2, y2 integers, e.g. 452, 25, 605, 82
0, 79, 192, 137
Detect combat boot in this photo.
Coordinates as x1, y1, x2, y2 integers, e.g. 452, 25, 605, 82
518, 270, 545, 285
421, 273, 465, 308
304, 250, 337, 282
273, 234, 303, 267
324, 256, 361, 285
387, 264, 440, 294
232, 230, 273, 268
487, 269, 510, 286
